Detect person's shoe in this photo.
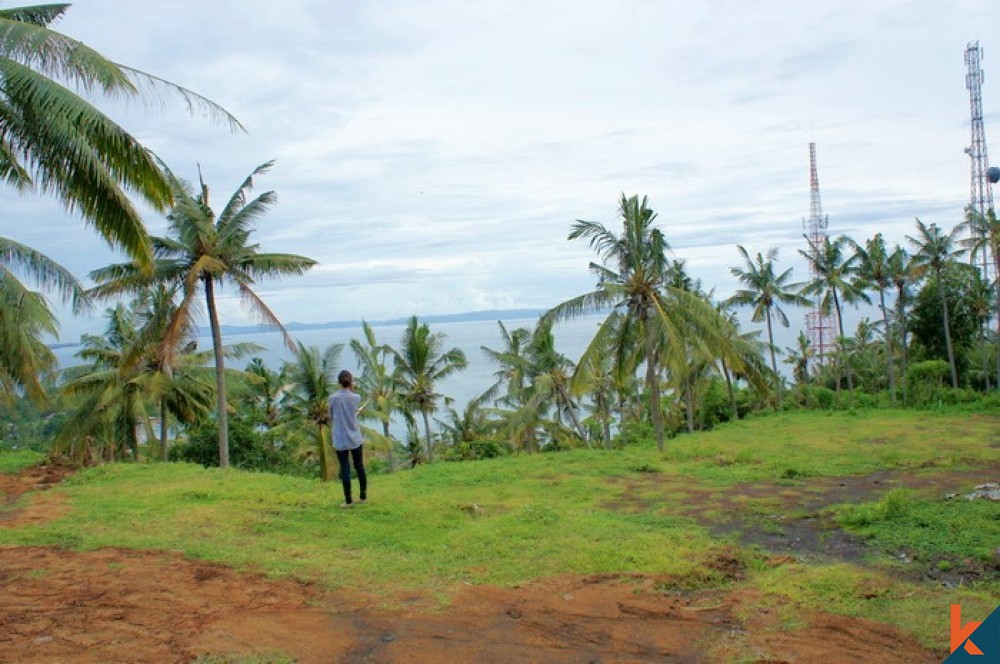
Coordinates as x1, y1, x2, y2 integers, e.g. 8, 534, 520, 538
358, 499, 367, 504
339, 502, 353, 508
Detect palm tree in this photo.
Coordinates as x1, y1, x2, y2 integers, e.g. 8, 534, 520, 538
784, 331, 814, 387
240, 357, 288, 429
392, 316, 467, 463
961, 208, 1000, 389
907, 219, 965, 388
547, 194, 747, 451
88, 162, 316, 468
726, 246, 808, 408
350, 321, 400, 470
0, 4, 239, 270
799, 234, 870, 394
851, 234, 898, 403
57, 297, 215, 463
478, 321, 533, 407
281, 342, 344, 482
0, 238, 86, 401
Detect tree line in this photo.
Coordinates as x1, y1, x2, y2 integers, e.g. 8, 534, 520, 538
1, 5, 997, 477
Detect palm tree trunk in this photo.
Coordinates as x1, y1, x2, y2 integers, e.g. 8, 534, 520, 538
832, 288, 854, 395
644, 321, 664, 452
765, 308, 780, 410
382, 420, 395, 471
556, 384, 590, 446
720, 359, 737, 420
317, 423, 332, 482
878, 289, 896, 404
897, 286, 910, 404
421, 407, 434, 463
159, 399, 169, 461
938, 277, 959, 389
204, 275, 230, 468
684, 376, 695, 433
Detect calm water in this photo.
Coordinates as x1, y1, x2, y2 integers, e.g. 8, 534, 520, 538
53, 313, 608, 414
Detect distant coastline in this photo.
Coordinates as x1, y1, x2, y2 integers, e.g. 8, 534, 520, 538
48, 308, 550, 349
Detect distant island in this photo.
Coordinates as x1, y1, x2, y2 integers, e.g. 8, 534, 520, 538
208, 308, 549, 336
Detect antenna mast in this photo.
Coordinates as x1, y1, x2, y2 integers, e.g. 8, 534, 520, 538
966, 42, 996, 276
804, 143, 835, 360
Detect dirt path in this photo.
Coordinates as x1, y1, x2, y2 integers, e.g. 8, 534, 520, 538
0, 547, 936, 664
0, 466, 944, 663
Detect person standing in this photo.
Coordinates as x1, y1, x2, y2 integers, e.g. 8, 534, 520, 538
328, 370, 367, 507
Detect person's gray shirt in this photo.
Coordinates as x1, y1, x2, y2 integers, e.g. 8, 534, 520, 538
329, 389, 363, 451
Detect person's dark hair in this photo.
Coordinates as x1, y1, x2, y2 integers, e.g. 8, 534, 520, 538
338, 370, 353, 388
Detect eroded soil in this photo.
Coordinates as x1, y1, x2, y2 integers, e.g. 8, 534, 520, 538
0, 464, 977, 663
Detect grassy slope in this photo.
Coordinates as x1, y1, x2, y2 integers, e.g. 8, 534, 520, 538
1, 409, 997, 651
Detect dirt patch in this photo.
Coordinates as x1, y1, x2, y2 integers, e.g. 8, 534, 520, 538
0, 464, 74, 528
0, 546, 938, 664
607, 465, 1000, 569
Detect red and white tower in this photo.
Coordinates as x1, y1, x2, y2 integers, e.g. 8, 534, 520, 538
803, 143, 835, 360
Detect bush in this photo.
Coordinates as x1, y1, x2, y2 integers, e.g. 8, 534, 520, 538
169, 417, 311, 476
442, 438, 508, 461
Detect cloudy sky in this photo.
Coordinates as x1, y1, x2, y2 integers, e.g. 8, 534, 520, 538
6, 0, 999, 341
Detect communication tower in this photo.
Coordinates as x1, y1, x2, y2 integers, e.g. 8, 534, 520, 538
965, 42, 1000, 275
803, 143, 836, 360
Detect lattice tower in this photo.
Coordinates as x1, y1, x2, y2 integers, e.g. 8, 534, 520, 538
966, 42, 995, 277
803, 143, 836, 360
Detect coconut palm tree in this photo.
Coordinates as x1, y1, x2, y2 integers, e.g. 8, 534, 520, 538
56, 297, 215, 463
726, 246, 808, 408
280, 342, 344, 482
88, 162, 316, 468
478, 321, 533, 408
799, 234, 870, 394
392, 316, 467, 463
547, 194, 747, 451
350, 321, 400, 470
960, 208, 1000, 389
851, 233, 898, 402
0, 4, 240, 270
907, 219, 965, 388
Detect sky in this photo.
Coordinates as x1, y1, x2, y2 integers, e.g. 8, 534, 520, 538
5, 0, 1000, 345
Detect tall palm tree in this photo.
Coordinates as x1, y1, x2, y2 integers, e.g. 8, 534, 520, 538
547, 194, 746, 451
281, 342, 343, 481
88, 162, 317, 468
350, 321, 400, 471
851, 233, 898, 403
907, 219, 965, 388
726, 246, 808, 408
799, 234, 870, 393
392, 315, 467, 463
0, 4, 239, 269
961, 208, 1000, 389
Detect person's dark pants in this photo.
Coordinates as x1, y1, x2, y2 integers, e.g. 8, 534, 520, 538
335, 445, 367, 504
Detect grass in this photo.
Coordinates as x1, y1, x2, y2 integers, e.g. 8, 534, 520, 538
1, 408, 998, 653
0, 450, 44, 474
834, 488, 1000, 565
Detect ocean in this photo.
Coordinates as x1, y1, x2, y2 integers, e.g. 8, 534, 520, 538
52, 313, 608, 414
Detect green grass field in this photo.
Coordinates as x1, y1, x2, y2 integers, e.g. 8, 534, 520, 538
2, 409, 998, 652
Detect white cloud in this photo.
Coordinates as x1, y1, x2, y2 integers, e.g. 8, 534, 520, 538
3, 0, 996, 347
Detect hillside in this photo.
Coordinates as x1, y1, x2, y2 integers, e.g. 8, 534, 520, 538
1, 410, 998, 662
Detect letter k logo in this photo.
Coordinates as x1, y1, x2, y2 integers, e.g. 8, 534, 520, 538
951, 605, 984, 656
